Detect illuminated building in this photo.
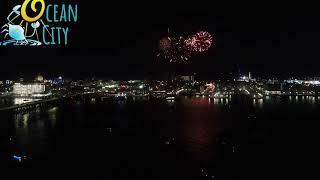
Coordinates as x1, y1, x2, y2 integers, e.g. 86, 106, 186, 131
238, 72, 256, 82
304, 80, 320, 85
5, 80, 13, 85
35, 74, 44, 82
238, 75, 249, 82
13, 83, 46, 97
53, 76, 64, 84
284, 79, 320, 86
175, 75, 195, 82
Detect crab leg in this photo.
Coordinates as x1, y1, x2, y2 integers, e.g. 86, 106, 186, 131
1, 39, 16, 46
1, 24, 8, 29
1, 29, 8, 33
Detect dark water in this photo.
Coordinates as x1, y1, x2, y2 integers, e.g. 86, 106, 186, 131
0, 96, 318, 179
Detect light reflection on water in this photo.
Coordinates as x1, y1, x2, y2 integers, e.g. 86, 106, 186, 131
213, 98, 231, 105
11, 106, 59, 158
22, 114, 29, 128
288, 95, 318, 104
14, 98, 41, 105
179, 98, 221, 160
48, 107, 58, 127
1, 96, 319, 178
253, 99, 263, 108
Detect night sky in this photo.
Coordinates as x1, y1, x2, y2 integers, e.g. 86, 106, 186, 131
1, 1, 320, 79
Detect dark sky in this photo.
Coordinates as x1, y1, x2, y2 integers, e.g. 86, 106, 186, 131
1, 1, 320, 79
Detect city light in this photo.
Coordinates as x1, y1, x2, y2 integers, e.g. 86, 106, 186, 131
13, 83, 45, 97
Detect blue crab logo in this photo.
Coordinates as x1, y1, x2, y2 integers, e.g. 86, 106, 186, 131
0, 0, 46, 46
1, 0, 78, 46
1, 14, 42, 46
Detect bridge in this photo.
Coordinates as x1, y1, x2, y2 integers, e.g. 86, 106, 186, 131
0, 92, 105, 113
0, 97, 61, 113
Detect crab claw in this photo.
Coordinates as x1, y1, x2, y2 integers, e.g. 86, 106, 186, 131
13, 5, 21, 15
31, 21, 40, 29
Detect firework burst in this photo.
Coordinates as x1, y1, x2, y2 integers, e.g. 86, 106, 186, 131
187, 31, 213, 52
184, 35, 197, 51
157, 30, 214, 63
158, 36, 191, 63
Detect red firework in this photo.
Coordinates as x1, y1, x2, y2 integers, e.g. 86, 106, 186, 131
187, 31, 213, 52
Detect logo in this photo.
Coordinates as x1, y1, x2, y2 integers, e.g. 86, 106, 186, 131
0, 0, 78, 46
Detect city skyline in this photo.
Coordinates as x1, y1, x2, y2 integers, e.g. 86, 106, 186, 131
2, 72, 320, 82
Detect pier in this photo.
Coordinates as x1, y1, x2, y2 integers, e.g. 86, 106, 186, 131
0, 97, 61, 113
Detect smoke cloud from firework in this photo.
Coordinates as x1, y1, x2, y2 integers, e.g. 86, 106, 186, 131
159, 37, 172, 51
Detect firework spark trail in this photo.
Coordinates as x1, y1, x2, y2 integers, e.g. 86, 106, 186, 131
158, 36, 191, 63
188, 31, 213, 52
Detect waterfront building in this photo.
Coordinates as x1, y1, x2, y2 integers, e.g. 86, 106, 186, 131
13, 83, 46, 97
